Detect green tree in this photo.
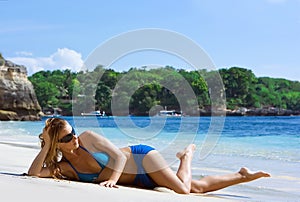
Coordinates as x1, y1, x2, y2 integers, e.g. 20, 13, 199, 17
220, 67, 257, 109
179, 69, 210, 108
95, 81, 112, 112
29, 66, 300, 116
130, 83, 162, 115
29, 71, 59, 108
33, 81, 60, 107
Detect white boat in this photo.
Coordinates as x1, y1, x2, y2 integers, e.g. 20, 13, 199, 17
81, 110, 106, 117
158, 110, 182, 117
43, 114, 61, 118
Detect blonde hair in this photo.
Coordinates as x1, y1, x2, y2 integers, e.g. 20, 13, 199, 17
39, 118, 67, 178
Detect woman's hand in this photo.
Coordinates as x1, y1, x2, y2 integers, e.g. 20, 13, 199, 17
99, 180, 119, 188
40, 128, 51, 147
28, 128, 52, 177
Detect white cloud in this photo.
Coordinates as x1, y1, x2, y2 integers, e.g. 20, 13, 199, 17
50, 48, 84, 70
15, 51, 33, 56
7, 48, 84, 75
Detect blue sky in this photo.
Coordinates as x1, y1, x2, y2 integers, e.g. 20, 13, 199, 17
0, 0, 299, 81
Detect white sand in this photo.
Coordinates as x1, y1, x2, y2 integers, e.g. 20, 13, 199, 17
0, 141, 240, 202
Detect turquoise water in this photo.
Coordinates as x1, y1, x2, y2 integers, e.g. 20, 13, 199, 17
0, 116, 299, 201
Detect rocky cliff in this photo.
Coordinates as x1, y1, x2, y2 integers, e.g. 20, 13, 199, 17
0, 58, 42, 120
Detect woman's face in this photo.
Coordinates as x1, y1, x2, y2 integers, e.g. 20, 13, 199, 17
57, 123, 79, 150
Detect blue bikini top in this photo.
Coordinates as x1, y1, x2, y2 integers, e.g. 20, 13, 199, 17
65, 145, 110, 182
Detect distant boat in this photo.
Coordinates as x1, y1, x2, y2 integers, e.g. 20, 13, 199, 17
43, 114, 61, 118
81, 110, 106, 117
157, 110, 182, 117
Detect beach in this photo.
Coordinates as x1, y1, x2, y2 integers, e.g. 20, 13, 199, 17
0, 141, 240, 202
0, 116, 299, 201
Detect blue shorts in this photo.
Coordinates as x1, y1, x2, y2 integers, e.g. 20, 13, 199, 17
129, 144, 157, 189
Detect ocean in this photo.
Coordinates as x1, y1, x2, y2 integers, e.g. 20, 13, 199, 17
0, 116, 299, 201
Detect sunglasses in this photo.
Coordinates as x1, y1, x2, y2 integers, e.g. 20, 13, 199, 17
58, 127, 76, 143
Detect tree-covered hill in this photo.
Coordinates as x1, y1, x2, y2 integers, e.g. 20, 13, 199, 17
28, 66, 300, 116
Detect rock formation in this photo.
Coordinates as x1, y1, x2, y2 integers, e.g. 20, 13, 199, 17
0, 58, 42, 120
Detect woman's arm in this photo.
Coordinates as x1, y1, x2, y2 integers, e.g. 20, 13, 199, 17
27, 130, 53, 177
80, 131, 128, 187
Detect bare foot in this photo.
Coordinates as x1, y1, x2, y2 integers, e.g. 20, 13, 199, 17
176, 144, 196, 159
239, 167, 271, 182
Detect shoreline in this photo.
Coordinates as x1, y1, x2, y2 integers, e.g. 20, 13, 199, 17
1, 114, 300, 122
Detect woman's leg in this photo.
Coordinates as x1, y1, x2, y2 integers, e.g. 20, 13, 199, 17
143, 144, 196, 194
191, 167, 271, 193
175, 144, 196, 190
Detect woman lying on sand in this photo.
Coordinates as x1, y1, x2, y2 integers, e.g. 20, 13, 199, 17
28, 118, 270, 194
